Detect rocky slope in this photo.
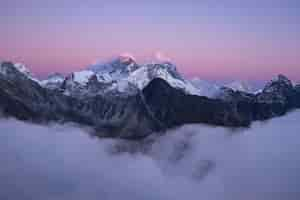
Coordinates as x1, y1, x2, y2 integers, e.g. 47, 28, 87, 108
42, 55, 204, 98
0, 62, 158, 139
0, 61, 299, 139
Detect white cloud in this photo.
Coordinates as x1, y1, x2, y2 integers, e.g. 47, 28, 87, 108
154, 51, 172, 63
0, 111, 300, 200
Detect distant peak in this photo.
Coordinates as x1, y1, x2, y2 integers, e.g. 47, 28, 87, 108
71, 70, 95, 84
14, 63, 31, 75
47, 72, 65, 79
88, 53, 138, 73
263, 74, 293, 93
277, 74, 290, 82
118, 53, 136, 64
0, 61, 40, 83
225, 80, 254, 93
269, 74, 292, 86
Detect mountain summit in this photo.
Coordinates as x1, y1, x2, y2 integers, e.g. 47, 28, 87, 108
1, 60, 300, 139
88, 55, 139, 75
39, 56, 204, 97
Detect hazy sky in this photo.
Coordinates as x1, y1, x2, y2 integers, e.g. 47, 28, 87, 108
0, 0, 299, 80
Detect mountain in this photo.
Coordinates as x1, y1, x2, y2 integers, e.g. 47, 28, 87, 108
12, 62, 40, 83
126, 62, 202, 95
294, 84, 300, 107
43, 55, 203, 98
41, 73, 65, 90
225, 80, 254, 93
255, 74, 296, 119
0, 61, 157, 138
88, 55, 201, 95
88, 55, 139, 82
142, 78, 252, 127
0, 61, 300, 139
190, 78, 259, 98
190, 78, 221, 98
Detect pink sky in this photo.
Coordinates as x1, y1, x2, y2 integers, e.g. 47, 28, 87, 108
1, 0, 300, 81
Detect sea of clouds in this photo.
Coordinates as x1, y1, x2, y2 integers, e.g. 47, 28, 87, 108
0, 111, 300, 200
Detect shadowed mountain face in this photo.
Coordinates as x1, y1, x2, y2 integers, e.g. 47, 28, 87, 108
0, 61, 299, 139
142, 78, 252, 127
0, 62, 157, 139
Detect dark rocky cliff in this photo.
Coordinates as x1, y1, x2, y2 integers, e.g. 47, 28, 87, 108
0, 62, 299, 139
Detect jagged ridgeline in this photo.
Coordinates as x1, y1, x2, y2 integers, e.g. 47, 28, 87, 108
0, 59, 300, 139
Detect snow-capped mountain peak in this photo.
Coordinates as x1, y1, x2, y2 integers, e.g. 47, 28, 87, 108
26, 56, 261, 99
263, 74, 293, 93
225, 80, 254, 93
14, 63, 31, 75
88, 55, 138, 74
125, 62, 202, 96
40, 73, 65, 89
190, 78, 221, 98
69, 58, 203, 97
118, 53, 136, 65
42, 73, 64, 83
14, 63, 40, 83
71, 70, 95, 85
59, 70, 99, 96
0, 61, 40, 83
87, 55, 140, 84
270, 74, 293, 87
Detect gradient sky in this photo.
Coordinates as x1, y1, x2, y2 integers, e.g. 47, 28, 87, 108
1, 0, 300, 81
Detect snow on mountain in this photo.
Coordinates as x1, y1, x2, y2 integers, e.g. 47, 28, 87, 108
14, 63, 30, 74
254, 89, 263, 94
40, 73, 65, 89
263, 74, 293, 93
42, 73, 65, 84
95, 73, 114, 83
126, 65, 149, 89
0, 60, 259, 99
26, 55, 259, 98
71, 70, 95, 85
121, 62, 202, 96
225, 80, 254, 93
86, 56, 204, 96
60, 70, 97, 96
262, 74, 293, 95
190, 78, 221, 98
127, 63, 177, 88
14, 63, 40, 83
0, 61, 40, 83
88, 55, 139, 81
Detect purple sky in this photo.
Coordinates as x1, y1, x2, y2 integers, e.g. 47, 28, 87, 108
1, 0, 300, 81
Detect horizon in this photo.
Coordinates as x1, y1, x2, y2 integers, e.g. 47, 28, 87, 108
1, 0, 300, 81
1, 2, 300, 199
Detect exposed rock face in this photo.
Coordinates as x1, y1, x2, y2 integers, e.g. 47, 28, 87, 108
0, 61, 299, 139
0, 62, 157, 139
40, 73, 65, 90
142, 78, 252, 128
255, 74, 296, 119
294, 84, 300, 108
215, 74, 300, 121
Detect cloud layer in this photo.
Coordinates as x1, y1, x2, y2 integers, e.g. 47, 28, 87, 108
0, 111, 300, 200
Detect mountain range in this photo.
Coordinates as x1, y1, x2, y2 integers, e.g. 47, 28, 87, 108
1, 56, 299, 139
